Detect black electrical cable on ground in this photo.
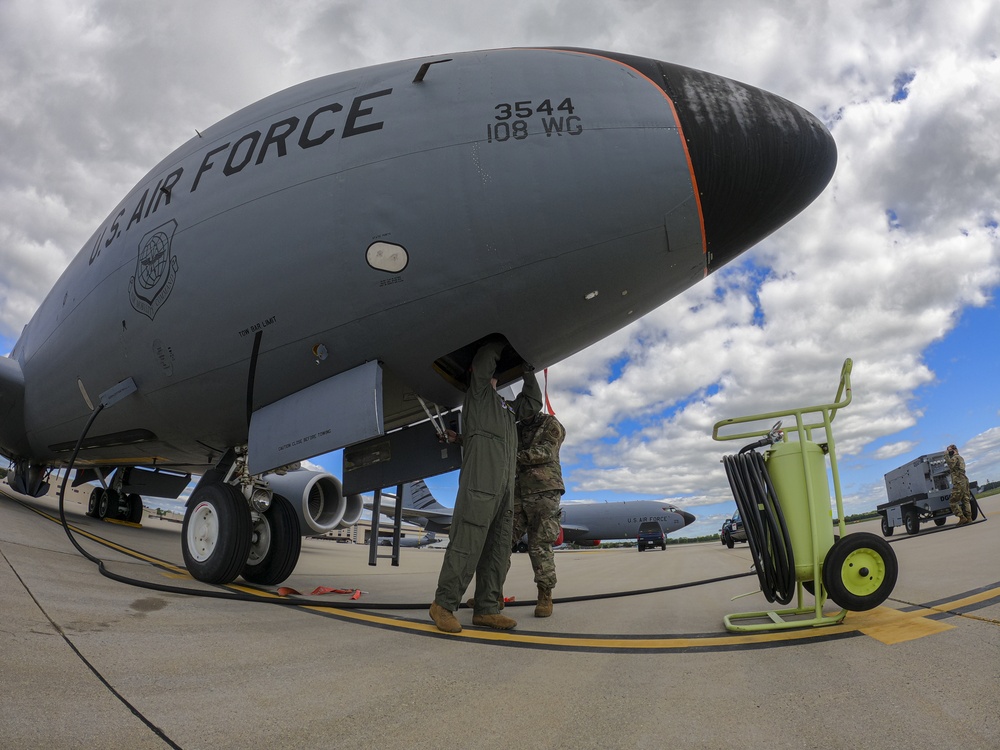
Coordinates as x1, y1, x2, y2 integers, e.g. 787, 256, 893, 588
723, 449, 796, 605
56, 406, 752, 611
56, 403, 379, 608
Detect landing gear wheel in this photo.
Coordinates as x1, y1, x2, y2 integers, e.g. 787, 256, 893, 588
126, 493, 143, 524
880, 515, 893, 536
182, 483, 252, 585
903, 509, 920, 535
242, 494, 301, 585
87, 487, 101, 518
98, 489, 118, 520
822, 532, 898, 611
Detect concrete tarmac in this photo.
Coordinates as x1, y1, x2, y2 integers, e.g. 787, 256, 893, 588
2, 486, 998, 749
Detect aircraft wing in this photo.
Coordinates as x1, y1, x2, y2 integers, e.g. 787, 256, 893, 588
369, 502, 453, 535
365, 499, 454, 524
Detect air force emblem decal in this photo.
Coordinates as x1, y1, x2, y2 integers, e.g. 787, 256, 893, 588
129, 219, 179, 320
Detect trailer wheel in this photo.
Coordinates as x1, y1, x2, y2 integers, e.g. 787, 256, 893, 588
903, 509, 920, 535
823, 532, 898, 611
933, 517, 946, 527
880, 515, 893, 537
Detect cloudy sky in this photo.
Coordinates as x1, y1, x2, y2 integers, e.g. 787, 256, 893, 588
2, 0, 998, 537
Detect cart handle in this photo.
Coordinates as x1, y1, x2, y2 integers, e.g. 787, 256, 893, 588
712, 358, 852, 443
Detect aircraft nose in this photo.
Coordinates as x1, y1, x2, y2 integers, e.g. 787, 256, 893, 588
678, 510, 696, 527
656, 60, 837, 271
582, 51, 837, 271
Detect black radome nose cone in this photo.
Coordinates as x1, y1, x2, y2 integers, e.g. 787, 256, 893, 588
558, 50, 837, 273
653, 60, 838, 272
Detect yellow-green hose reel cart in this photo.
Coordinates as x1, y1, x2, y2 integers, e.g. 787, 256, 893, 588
712, 359, 898, 632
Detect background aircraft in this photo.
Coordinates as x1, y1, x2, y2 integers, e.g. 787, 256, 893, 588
0, 47, 835, 587
370, 480, 696, 546
377, 531, 437, 548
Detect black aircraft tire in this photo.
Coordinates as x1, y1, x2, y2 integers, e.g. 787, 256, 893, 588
822, 533, 898, 612
87, 487, 101, 518
903, 509, 920, 535
242, 494, 302, 586
182, 483, 252, 585
98, 489, 118, 520
127, 493, 143, 524
880, 515, 893, 537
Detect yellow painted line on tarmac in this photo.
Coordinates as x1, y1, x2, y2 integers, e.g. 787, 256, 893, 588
933, 586, 1000, 611
290, 588, 1000, 651
8, 491, 998, 651
103, 518, 143, 528
286, 604, 863, 649
9, 495, 189, 575
848, 606, 955, 645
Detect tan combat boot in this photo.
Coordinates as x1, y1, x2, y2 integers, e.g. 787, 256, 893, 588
535, 587, 553, 618
472, 612, 517, 630
429, 602, 462, 633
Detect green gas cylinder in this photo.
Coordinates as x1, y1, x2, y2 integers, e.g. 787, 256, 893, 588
765, 440, 835, 582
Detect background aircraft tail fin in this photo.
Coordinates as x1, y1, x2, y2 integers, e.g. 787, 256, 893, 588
401, 479, 448, 512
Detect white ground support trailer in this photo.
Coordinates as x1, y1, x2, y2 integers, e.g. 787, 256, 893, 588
877, 451, 980, 536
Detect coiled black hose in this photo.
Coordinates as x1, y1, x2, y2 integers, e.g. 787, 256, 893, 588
722, 450, 796, 605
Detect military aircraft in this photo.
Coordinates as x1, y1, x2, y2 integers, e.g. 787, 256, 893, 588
0, 47, 836, 587
372, 479, 696, 548
377, 531, 437, 548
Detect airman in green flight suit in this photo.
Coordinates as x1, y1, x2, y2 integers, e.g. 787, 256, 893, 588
429, 339, 541, 633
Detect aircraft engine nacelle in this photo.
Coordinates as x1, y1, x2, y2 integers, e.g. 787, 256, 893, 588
264, 471, 362, 536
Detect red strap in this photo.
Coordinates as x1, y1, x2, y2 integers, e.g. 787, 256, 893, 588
543, 368, 556, 416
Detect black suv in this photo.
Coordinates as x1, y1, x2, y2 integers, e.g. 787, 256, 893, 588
720, 511, 747, 548
637, 521, 666, 551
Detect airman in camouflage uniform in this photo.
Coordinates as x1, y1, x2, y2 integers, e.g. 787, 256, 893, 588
945, 444, 973, 526
510, 411, 566, 617
429, 340, 541, 633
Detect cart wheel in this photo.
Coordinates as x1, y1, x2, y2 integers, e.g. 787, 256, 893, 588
933, 517, 946, 527
822, 533, 898, 611
903, 509, 920, 535
880, 515, 893, 537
